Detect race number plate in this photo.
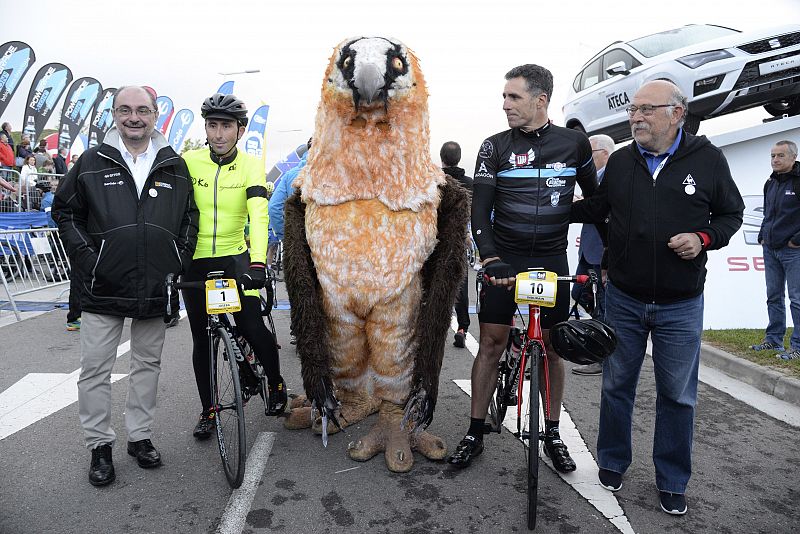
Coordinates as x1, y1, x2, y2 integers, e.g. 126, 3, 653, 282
515, 270, 557, 307
205, 279, 242, 314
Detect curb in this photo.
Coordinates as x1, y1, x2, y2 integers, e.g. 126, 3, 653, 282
700, 343, 800, 406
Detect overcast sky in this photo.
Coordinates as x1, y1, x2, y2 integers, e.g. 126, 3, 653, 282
3, 0, 799, 172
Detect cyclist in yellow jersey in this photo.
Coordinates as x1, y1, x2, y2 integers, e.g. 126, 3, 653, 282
182, 93, 286, 439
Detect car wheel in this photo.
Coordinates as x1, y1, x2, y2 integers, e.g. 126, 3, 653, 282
683, 113, 701, 135
764, 96, 800, 117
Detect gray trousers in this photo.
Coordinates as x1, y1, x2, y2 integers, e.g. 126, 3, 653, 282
78, 312, 166, 449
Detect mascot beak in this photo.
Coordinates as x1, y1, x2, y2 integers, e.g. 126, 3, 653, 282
353, 62, 384, 107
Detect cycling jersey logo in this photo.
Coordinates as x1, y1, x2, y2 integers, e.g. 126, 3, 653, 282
478, 162, 488, 174
550, 191, 560, 206
475, 161, 492, 179
153, 181, 173, 190
509, 149, 535, 167
545, 177, 567, 187
549, 162, 566, 172
479, 140, 493, 159
228, 164, 236, 171
192, 177, 209, 188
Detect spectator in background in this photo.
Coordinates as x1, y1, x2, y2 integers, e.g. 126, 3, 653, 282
0, 133, 19, 194
42, 158, 56, 175
37, 180, 55, 226
68, 154, 79, 171
751, 140, 800, 360
570, 133, 614, 376
20, 155, 38, 189
440, 140, 473, 348
1, 123, 14, 155
267, 138, 311, 272
54, 147, 68, 175
34, 139, 48, 168
16, 136, 33, 168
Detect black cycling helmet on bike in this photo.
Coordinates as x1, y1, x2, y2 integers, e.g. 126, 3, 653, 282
550, 319, 617, 365
201, 93, 249, 127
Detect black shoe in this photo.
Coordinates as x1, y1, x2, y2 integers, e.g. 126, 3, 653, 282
543, 434, 576, 473
127, 439, 162, 468
89, 444, 115, 487
193, 411, 216, 440
453, 329, 466, 348
598, 468, 622, 491
447, 435, 484, 468
165, 316, 179, 328
659, 491, 687, 515
267, 377, 288, 415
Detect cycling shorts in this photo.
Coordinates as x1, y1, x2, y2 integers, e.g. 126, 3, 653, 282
478, 251, 569, 329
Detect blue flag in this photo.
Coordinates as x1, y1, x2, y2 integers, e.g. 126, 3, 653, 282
241, 105, 269, 159
217, 80, 234, 95
167, 109, 194, 153
0, 41, 36, 119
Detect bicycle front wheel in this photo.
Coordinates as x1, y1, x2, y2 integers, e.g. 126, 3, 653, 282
212, 326, 247, 489
525, 343, 541, 531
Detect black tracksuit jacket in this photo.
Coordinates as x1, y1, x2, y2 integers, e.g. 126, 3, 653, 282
571, 131, 744, 304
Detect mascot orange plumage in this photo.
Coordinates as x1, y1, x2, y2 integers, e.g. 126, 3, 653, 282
283, 36, 469, 472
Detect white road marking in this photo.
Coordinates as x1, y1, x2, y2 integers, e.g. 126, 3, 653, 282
0, 310, 189, 441
216, 431, 277, 534
0, 371, 127, 440
698, 364, 800, 428
451, 317, 634, 534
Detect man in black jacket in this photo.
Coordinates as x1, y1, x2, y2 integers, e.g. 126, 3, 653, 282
440, 141, 473, 348
53, 147, 68, 175
571, 80, 743, 516
53, 86, 198, 487
753, 141, 800, 359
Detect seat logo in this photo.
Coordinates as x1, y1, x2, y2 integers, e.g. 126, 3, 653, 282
769, 38, 781, 49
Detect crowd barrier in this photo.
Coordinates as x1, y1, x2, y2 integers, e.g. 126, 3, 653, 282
0, 170, 63, 213
0, 211, 71, 321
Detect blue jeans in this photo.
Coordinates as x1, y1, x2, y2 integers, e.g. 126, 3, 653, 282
762, 244, 800, 350
597, 281, 703, 494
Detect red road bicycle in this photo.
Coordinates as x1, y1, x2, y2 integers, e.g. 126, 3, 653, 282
483, 269, 597, 531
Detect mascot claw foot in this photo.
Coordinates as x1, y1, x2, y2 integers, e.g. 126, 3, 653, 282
347, 401, 447, 472
283, 391, 379, 433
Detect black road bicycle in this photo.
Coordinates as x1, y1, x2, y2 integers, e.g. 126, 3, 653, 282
166, 270, 278, 488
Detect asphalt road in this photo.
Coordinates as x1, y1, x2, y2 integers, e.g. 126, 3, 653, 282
1, 274, 798, 534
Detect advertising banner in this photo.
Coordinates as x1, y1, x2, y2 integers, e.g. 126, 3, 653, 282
57, 77, 101, 150
0, 41, 36, 119
167, 108, 194, 153
241, 105, 269, 159
217, 81, 234, 95
88, 87, 116, 148
155, 95, 174, 135
22, 62, 72, 146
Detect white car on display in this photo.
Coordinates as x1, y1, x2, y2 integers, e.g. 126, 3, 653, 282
562, 24, 800, 142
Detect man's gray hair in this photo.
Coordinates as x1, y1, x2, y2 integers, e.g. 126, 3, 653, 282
775, 140, 798, 158
115, 85, 158, 110
667, 85, 688, 128
505, 64, 554, 102
589, 134, 615, 155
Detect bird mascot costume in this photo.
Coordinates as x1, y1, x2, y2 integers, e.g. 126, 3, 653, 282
282, 36, 469, 472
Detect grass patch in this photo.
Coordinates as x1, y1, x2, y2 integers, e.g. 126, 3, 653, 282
702, 328, 799, 379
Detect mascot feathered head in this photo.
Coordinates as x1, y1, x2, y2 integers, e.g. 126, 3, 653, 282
297, 36, 445, 211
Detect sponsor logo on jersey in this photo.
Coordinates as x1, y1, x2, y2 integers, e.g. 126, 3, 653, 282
682, 174, 696, 186
103, 179, 125, 186
103, 171, 121, 180
479, 140, 493, 159
550, 191, 560, 206
546, 162, 566, 172
154, 181, 173, 190
477, 162, 488, 174
509, 148, 535, 167
545, 177, 567, 187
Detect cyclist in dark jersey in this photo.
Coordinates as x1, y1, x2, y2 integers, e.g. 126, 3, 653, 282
183, 94, 287, 439
448, 64, 598, 472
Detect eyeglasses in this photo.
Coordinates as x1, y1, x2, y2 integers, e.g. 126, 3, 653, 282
625, 104, 674, 117
114, 106, 155, 117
